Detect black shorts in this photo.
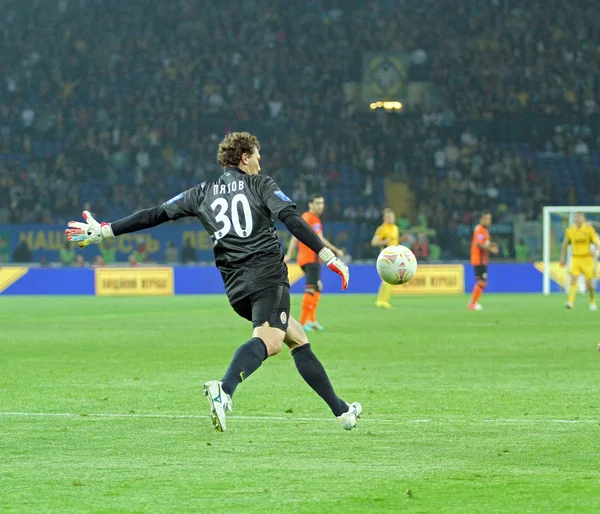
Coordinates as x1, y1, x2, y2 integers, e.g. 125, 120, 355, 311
474, 265, 488, 281
301, 263, 321, 291
231, 284, 290, 331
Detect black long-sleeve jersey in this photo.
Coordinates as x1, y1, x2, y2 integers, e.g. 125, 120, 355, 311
110, 167, 325, 303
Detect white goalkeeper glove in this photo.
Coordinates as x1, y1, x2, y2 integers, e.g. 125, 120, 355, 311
319, 247, 349, 290
65, 211, 114, 248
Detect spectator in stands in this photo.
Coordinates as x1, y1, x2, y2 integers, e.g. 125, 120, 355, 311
12, 236, 32, 263
0, 234, 9, 263
343, 205, 357, 221
364, 203, 380, 223
99, 240, 117, 264
181, 240, 197, 264
515, 239, 531, 263
1, 0, 599, 261
574, 139, 589, 156
434, 146, 446, 170
460, 128, 478, 152
444, 139, 460, 165
59, 242, 76, 266
292, 181, 309, 205
363, 175, 375, 200
74, 255, 86, 267
164, 242, 179, 263
412, 233, 430, 262
131, 238, 148, 264
329, 200, 343, 222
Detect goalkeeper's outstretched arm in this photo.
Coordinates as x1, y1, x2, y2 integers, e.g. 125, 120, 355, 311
111, 183, 207, 235
66, 206, 171, 247
110, 206, 170, 236
67, 187, 203, 247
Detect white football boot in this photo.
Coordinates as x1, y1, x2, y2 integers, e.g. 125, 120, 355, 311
203, 381, 232, 432
590, 302, 598, 312
565, 302, 573, 310
338, 402, 362, 430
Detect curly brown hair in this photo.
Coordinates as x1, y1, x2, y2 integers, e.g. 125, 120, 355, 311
217, 132, 260, 168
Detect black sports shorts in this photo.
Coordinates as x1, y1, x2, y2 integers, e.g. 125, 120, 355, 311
301, 263, 321, 292
231, 284, 290, 331
474, 265, 488, 281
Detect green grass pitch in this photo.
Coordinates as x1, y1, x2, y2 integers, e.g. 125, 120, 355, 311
1, 294, 599, 513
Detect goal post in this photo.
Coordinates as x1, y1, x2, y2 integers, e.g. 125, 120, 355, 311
542, 206, 600, 296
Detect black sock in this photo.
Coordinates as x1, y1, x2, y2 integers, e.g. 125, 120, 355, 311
291, 344, 348, 416
221, 337, 268, 397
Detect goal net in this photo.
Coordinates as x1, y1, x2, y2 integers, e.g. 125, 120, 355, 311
542, 206, 600, 295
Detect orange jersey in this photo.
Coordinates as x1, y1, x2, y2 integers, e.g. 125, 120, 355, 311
297, 212, 323, 266
471, 224, 490, 265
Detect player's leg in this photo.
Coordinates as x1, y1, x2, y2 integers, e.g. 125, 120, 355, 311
566, 275, 577, 308
468, 266, 486, 310
309, 265, 324, 330
375, 281, 393, 308
583, 259, 596, 310
566, 260, 581, 308
311, 283, 322, 328
300, 264, 317, 331
221, 287, 288, 395
205, 288, 288, 431
586, 278, 597, 310
204, 297, 253, 431
284, 316, 361, 429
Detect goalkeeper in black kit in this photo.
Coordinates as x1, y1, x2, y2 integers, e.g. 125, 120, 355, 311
66, 132, 361, 432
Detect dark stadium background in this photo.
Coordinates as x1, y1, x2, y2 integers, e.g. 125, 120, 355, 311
1, 0, 598, 266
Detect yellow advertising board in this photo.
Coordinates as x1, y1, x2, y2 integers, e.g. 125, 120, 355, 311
95, 267, 174, 296
0, 267, 29, 294
393, 265, 464, 295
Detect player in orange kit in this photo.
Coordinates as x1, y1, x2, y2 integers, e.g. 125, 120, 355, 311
285, 194, 345, 331
468, 211, 498, 310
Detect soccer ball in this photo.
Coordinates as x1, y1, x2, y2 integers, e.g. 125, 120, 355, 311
376, 245, 418, 285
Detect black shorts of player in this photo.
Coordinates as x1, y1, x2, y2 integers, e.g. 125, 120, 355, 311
231, 284, 290, 331
474, 265, 488, 281
301, 263, 321, 292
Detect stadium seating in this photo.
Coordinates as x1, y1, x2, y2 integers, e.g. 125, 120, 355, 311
1, 0, 599, 260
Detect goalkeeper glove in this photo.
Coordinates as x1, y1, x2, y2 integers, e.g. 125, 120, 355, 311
319, 247, 349, 290
65, 211, 114, 248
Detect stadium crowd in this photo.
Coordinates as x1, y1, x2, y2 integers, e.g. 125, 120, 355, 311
1, 0, 599, 260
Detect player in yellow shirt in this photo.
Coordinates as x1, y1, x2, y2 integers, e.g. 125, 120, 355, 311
560, 212, 599, 310
371, 208, 401, 309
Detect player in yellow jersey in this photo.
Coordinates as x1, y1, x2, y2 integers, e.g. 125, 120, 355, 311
371, 208, 401, 309
560, 212, 599, 310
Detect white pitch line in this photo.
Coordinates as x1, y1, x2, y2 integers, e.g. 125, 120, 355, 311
482, 419, 600, 424
0, 412, 598, 424
0, 411, 390, 423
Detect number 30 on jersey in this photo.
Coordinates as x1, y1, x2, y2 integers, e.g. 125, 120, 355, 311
210, 194, 254, 240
